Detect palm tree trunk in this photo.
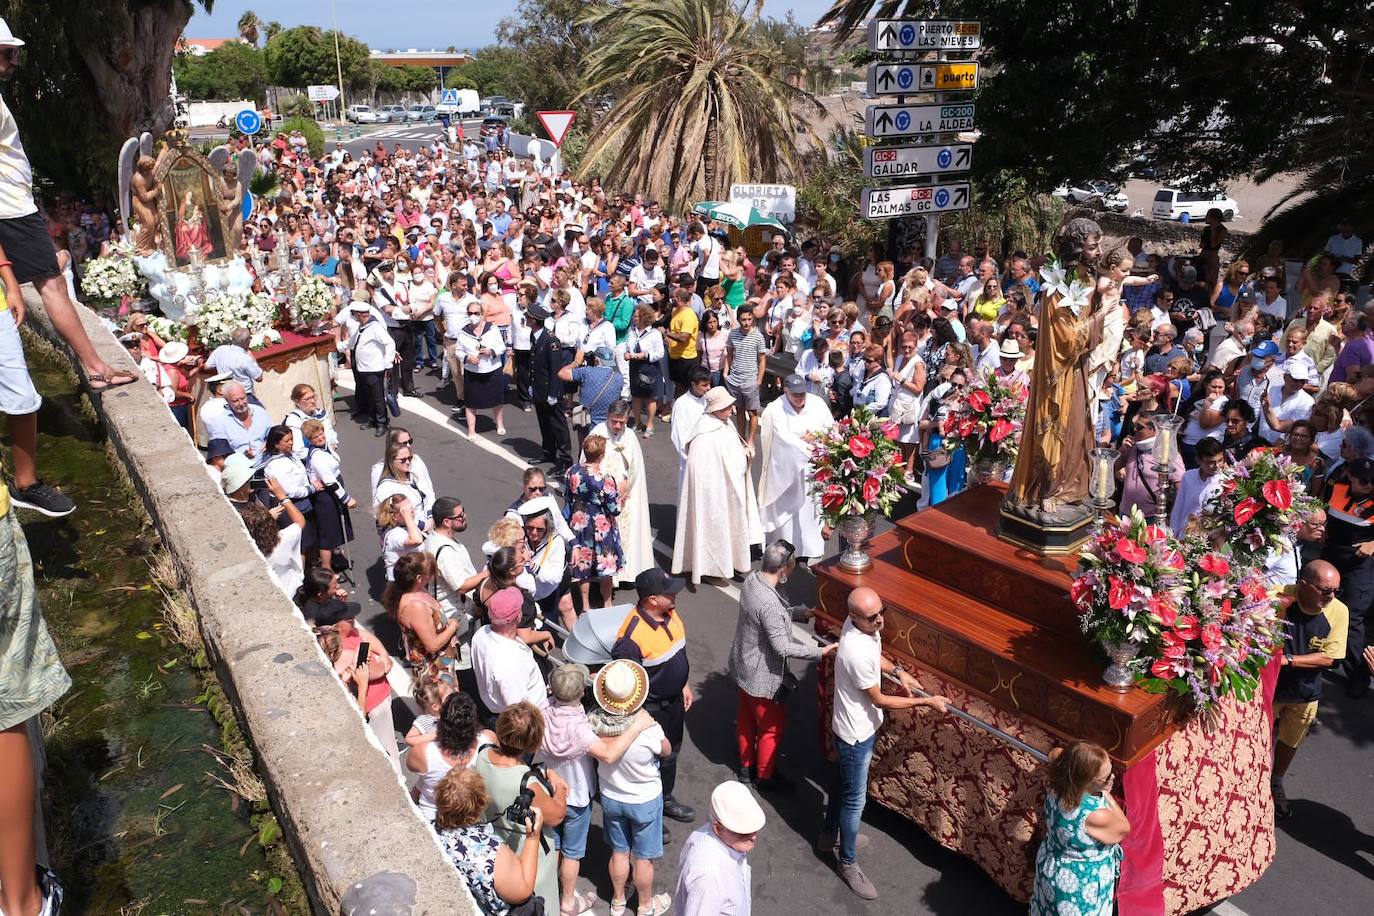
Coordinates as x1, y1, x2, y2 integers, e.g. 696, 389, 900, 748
703, 116, 719, 201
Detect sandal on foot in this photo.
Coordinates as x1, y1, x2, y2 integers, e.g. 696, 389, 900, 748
86, 370, 139, 392
561, 891, 600, 916
637, 893, 672, 916
610, 899, 629, 916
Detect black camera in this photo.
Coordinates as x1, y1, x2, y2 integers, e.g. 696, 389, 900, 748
503, 784, 537, 829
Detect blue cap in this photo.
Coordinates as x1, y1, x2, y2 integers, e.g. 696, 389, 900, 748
1249, 340, 1280, 358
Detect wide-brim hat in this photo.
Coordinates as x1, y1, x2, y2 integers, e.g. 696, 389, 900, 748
155, 341, 189, 364
593, 659, 649, 716
0, 18, 25, 47
220, 453, 254, 493
703, 385, 735, 413
998, 338, 1023, 359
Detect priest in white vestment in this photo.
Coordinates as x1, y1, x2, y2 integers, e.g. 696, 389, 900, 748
670, 369, 711, 493
758, 375, 833, 561
672, 386, 763, 583
584, 400, 654, 585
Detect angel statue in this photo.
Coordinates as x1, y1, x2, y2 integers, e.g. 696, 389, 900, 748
208, 144, 257, 255
129, 154, 160, 255
1002, 214, 1126, 528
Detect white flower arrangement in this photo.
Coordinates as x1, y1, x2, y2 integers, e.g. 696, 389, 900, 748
80, 253, 144, 304
293, 275, 335, 322
145, 315, 187, 342
187, 290, 281, 350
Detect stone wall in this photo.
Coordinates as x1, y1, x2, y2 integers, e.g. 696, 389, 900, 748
20, 287, 474, 916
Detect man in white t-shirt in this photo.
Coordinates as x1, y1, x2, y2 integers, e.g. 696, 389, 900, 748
424, 497, 487, 628
689, 222, 722, 297
470, 587, 547, 714
1325, 220, 1364, 283
822, 586, 948, 900
1258, 362, 1316, 443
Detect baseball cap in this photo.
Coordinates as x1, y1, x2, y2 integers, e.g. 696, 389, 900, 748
488, 586, 524, 626
526, 302, 551, 321
1249, 340, 1280, 358
634, 568, 685, 601
1348, 458, 1374, 483
312, 598, 362, 627
205, 438, 235, 462
783, 373, 807, 394
1284, 360, 1313, 382
593, 345, 615, 362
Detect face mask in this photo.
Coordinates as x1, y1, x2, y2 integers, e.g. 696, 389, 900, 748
1250, 358, 1268, 372
1240, 335, 1253, 347
1135, 436, 1156, 452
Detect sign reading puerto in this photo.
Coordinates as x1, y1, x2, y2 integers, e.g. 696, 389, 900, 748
865, 103, 975, 138
536, 110, 577, 148
864, 143, 973, 180
861, 182, 971, 219
866, 62, 979, 96
869, 19, 982, 51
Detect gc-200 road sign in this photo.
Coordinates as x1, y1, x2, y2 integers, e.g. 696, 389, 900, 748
863, 143, 973, 180
864, 103, 975, 138
861, 182, 971, 219
868, 19, 982, 52
866, 62, 980, 96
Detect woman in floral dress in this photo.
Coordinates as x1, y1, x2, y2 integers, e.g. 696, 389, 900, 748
1030, 741, 1131, 916
564, 434, 623, 611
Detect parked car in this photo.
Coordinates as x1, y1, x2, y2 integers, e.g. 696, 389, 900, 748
406, 105, 437, 123
1066, 181, 1128, 212
1151, 187, 1240, 221
378, 105, 407, 123
346, 104, 379, 123
480, 114, 509, 137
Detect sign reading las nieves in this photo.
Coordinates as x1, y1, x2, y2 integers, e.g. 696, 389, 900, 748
864, 143, 973, 179
865, 103, 975, 138
861, 182, 971, 219
866, 62, 980, 96
869, 19, 982, 51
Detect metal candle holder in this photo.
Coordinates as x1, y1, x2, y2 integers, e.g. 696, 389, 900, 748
1151, 413, 1184, 527
1089, 446, 1120, 525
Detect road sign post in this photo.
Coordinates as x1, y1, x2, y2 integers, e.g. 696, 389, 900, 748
860, 182, 972, 219
864, 143, 973, 180
866, 62, 979, 96
864, 103, 976, 139
868, 19, 982, 51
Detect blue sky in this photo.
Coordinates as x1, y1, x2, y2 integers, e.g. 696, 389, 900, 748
189, 1, 840, 49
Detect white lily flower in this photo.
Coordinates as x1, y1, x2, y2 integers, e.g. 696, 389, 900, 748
1039, 260, 1069, 299
1064, 280, 1093, 316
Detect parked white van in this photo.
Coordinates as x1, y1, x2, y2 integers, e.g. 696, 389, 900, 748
1151, 187, 1240, 221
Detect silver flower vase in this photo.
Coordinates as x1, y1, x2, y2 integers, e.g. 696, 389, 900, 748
837, 513, 876, 573
1101, 640, 1140, 692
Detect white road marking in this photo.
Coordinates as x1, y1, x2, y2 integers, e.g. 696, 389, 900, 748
1208, 902, 1251, 916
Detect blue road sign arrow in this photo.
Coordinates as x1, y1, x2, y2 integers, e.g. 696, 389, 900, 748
234, 109, 262, 136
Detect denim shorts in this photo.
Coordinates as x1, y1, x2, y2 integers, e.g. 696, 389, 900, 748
558, 802, 593, 860
600, 794, 664, 860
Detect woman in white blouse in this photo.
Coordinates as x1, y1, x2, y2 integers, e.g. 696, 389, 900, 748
262, 425, 317, 551
626, 305, 666, 437
302, 418, 355, 574
283, 384, 336, 459
582, 298, 617, 355
459, 300, 510, 437
373, 440, 432, 527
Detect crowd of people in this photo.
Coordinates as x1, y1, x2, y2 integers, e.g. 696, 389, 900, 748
3, 9, 1374, 910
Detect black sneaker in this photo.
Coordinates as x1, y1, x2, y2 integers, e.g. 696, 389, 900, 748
9, 479, 76, 518
735, 765, 754, 784
1271, 780, 1292, 818
662, 795, 696, 823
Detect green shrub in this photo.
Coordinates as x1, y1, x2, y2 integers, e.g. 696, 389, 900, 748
279, 116, 325, 159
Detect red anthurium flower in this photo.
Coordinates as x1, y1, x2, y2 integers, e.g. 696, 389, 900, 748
814, 468, 832, 483
1152, 658, 1182, 678
968, 389, 991, 412
1115, 537, 1147, 564
1222, 478, 1238, 494
1158, 549, 1186, 571
1144, 524, 1169, 544
820, 485, 846, 510
862, 476, 881, 503
988, 417, 1015, 443
1233, 497, 1264, 526
1262, 478, 1293, 510
847, 435, 874, 458
1174, 615, 1200, 640
1220, 598, 1233, 622
1108, 576, 1133, 610
1070, 576, 1095, 608
880, 421, 900, 441
1208, 662, 1223, 686
1198, 553, 1230, 578
1201, 623, 1224, 652
1148, 595, 1177, 627
1161, 630, 1188, 658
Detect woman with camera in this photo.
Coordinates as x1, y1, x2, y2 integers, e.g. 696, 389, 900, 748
474, 701, 568, 914
434, 767, 546, 916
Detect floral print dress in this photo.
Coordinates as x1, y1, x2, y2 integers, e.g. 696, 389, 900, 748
1030, 790, 1122, 916
564, 463, 622, 581
437, 822, 511, 916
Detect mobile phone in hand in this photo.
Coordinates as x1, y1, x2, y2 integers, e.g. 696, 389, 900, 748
356, 641, 371, 667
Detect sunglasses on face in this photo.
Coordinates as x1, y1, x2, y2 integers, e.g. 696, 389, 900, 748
527, 484, 546, 493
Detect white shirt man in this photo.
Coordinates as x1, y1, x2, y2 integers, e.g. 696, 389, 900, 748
1258, 365, 1316, 443
758, 380, 833, 559
345, 306, 397, 373
424, 497, 485, 625
692, 229, 722, 284
1169, 444, 1227, 532
1326, 226, 1364, 278
675, 782, 764, 916
470, 587, 547, 713
629, 256, 666, 305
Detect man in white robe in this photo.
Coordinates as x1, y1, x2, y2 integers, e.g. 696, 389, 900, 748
670, 367, 711, 493
758, 375, 833, 561
584, 401, 654, 585
672, 386, 763, 583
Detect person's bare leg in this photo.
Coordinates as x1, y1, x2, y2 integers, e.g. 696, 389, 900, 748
0, 723, 41, 916
746, 410, 760, 450
631, 857, 655, 913
494, 405, 506, 434
466, 409, 479, 437
558, 854, 582, 911
608, 850, 630, 906
644, 399, 657, 434
317, 547, 333, 573
7, 412, 38, 490
34, 276, 123, 379
599, 576, 613, 607
576, 581, 590, 613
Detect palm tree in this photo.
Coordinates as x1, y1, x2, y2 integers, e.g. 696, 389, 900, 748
264, 21, 284, 42
237, 11, 261, 47
574, 0, 821, 209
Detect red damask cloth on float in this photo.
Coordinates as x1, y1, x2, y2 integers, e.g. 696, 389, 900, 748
816, 654, 1279, 914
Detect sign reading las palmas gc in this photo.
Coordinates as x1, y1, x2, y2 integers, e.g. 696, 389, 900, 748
861, 182, 971, 219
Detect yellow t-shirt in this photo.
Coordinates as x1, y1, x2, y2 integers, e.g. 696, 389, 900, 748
668, 307, 699, 360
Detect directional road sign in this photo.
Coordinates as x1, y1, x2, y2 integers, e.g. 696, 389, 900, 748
234, 109, 262, 136
864, 143, 973, 180
536, 110, 577, 147
861, 182, 972, 219
869, 19, 982, 52
865, 102, 975, 139
866, 62, 980, 96
307, 84, 340, 102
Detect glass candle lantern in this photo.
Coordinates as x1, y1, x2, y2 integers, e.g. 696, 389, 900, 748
1089, 447, 1120, 509
1151, 414, 1184, 471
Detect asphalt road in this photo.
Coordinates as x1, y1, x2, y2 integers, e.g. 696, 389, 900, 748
322, 370, 1374, 916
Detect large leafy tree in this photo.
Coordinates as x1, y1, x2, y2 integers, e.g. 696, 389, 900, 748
820, 0, 1374, 257
263, 26, 370, 91
495, 0, 598, 114
457, 46, 523, 98
0, 0, 209, 193
575, 0, 821, 208
174, 40, 267, 104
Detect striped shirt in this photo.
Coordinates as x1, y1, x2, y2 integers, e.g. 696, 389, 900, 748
725, 328, 767, 388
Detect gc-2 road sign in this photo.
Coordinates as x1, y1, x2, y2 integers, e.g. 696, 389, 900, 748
860, 182, 972, 219
865, 102, 975, 139
866, 62, 980, 96
863, 143, 973, 180
868, 19, 982, 52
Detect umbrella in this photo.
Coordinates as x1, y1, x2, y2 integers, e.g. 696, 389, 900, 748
692, 200, 786, 232
562, 603, 636, 667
